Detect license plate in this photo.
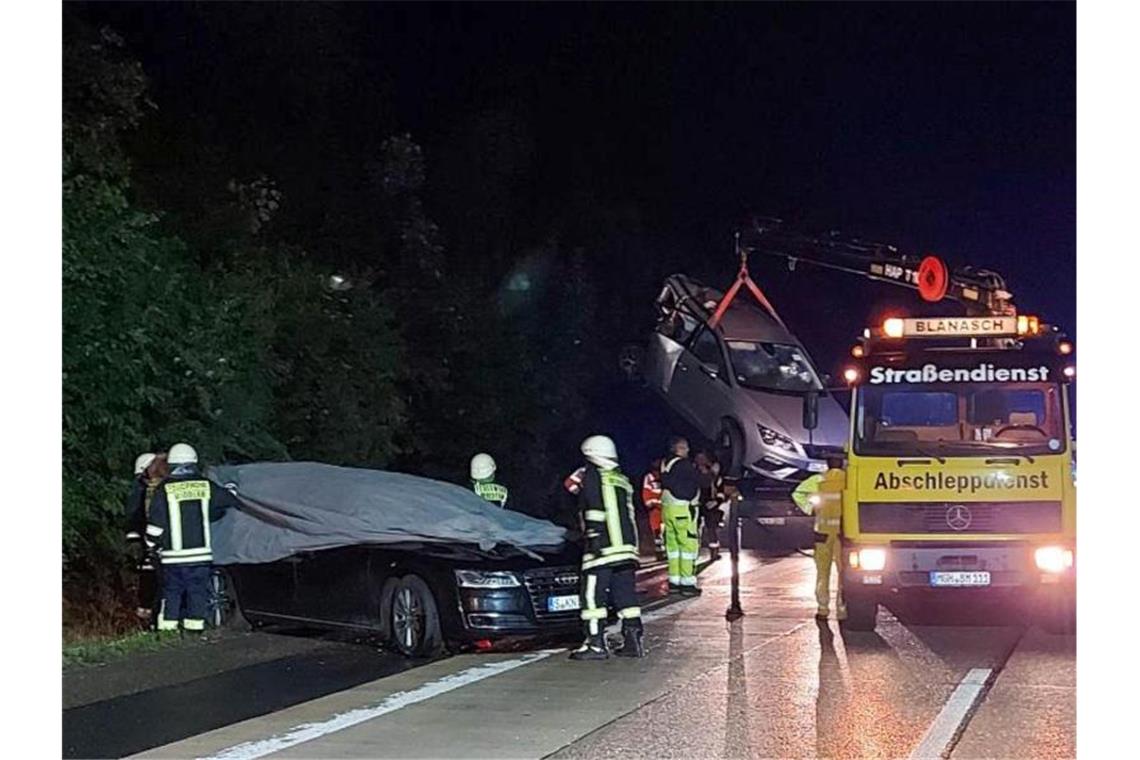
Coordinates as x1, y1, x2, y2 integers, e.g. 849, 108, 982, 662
547, 595, 580, 612
807, 462, 828, 473
757, 517, 786, 525
930, 571, 991, 587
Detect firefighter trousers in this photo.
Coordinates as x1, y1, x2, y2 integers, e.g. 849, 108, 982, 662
814, 533, 846, 619
580, 563, 641, 637
663, 501, 699, 587
158, 563, 211, 631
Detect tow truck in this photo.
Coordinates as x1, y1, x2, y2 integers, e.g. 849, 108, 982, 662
741, 222, 1076, 632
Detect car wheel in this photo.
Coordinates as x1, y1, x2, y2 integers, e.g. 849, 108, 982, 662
390, 574, 444, 658
716, 420, 745, 478
618, 344, 645, 383
207, 568, 249, 631
841, 593, 878, 632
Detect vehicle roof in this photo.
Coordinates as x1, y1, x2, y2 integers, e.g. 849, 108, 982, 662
665, 274, 798, 344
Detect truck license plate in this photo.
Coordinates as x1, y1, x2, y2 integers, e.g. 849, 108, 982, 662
548, 595, 580, 612
930, 571, 991, 587
756, 517, 786, 525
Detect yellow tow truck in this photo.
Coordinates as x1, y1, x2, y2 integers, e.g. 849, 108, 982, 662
741, 221, 1076, 632
836, 313, 1075, 631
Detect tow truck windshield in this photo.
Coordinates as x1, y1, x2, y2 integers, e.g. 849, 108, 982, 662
854, 382, 1065, 457
727, 340, 823, 393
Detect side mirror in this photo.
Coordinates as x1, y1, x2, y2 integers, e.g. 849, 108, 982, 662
803, 390, 819, 431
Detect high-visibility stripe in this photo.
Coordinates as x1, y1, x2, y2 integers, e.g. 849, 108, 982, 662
183, 618, 205, 631
618, 606, 641, 619
668, 575, 681, 584
680, 577, 697, 587
162, 549, 213, 565
600, 543, 637, 555
169, 497, 183, 551
146, 524, 164, 537
666, 551, 680, 559
202, 501, 212, 552
582, 552, 638, 570
584, 510, 607, 522
601, 478, 624, 558
580, 607, 607, 620
585, 573, 597, 611
679, 551, 699, 560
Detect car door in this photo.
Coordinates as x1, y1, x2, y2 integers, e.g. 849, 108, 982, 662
670, 327, 734, 436
294, 546, 377, 627
646, 311, 700, 395
231, 555, 301, 619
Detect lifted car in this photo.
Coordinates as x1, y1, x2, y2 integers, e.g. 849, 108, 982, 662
640, 273, 847, 480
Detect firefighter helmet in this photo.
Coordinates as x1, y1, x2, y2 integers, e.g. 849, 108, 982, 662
581, 435, 619, 470
167, 443, 199, 466
470, 453, 497, 481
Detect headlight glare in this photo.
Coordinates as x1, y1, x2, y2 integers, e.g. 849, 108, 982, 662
455, 570, 521, 588
758, 424, 795, 451
858, 548, 887, 571
1034, 546, 1073, 574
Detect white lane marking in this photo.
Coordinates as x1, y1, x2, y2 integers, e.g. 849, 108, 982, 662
203, 651, 558, 760
907, 667, 993, 759
201, 597, 699, 760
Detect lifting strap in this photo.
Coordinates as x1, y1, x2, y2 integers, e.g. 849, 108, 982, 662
708, 235, 788, 331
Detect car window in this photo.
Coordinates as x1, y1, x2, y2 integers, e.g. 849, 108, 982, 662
726, 340, 822, 393
690, 329, 724, 371
656, 311, 699, 344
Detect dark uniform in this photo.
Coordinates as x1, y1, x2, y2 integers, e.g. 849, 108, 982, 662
147, 468, 238, 632
125, 475, 163, 621
571, 464, 643, 659
698, 465, 726, 561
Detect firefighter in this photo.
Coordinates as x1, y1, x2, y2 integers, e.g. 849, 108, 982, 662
660, 436, 702, 595
569, 435, 644, 661
641, 460, 665, 558
694, 451, 726, 562
146, 443, 238, 634
794, 454, 847, 620
125, 452, 158, 623
470, 453, 509, 508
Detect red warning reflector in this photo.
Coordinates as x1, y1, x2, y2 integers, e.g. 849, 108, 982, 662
917, 255, 949, 302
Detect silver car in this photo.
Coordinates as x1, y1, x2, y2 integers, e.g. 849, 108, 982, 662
642, 274, 848, 480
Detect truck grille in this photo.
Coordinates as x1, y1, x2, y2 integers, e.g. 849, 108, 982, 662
523, 566, 581, 623
859, 501, 1062, 534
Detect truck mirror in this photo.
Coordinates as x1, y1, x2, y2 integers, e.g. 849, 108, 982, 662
803, 390, 819, 431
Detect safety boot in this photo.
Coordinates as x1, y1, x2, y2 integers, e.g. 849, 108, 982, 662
614, 622, 645, 658
679, 585, 702, 597
569, 633, 609, 661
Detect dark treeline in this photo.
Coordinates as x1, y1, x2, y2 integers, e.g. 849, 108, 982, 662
62, 3, 1073, 634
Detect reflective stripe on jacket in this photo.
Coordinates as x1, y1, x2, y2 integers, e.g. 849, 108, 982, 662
147, 473, 237, 565
473, 480, 509, 508
580, 465, 639, 571
813, 468, 845, 536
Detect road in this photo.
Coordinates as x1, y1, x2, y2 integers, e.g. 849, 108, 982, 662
66, 552, 1074, 759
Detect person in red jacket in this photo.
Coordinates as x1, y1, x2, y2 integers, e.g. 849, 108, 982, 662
641, 460, 665, 558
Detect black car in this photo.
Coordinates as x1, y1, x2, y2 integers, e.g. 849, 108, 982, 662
219, 542, 583, 657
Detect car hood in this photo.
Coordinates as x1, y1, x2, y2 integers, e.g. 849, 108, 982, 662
739, 389, 849, 450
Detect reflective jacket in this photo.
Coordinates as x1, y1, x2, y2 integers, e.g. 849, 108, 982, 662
579, 464, 639, 571
791, 474, 824, 516
473, 479, 509, 508
641, 469, 662, 510
125, 476, 161, 540
147, 469, 238, 565
660, 455, 700, 511
813, 468, 845, 536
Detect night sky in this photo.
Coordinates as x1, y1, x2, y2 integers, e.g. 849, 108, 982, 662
79, 1, 1075, 373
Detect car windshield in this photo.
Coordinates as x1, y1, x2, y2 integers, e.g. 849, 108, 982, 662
726, 341, 822, 393
855, 382, 1066, 456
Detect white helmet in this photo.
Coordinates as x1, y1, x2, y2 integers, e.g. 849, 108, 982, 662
167, 442, 199, 466
581, 435, 619, 470
470, 453, 496, 481
134, 452, 156, 476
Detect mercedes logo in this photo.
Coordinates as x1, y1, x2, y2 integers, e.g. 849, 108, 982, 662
945, 505, 972, 531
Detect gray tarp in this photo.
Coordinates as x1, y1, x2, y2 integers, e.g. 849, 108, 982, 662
206, 462, 568, 565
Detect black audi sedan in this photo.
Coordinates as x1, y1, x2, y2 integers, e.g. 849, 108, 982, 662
217, 541, 583, 658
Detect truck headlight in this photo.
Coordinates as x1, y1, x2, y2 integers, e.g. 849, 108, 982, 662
1034, 546, 1073, 574
758, 424, 795, 452
850, 547, 887, 571
455, 570, 521, 588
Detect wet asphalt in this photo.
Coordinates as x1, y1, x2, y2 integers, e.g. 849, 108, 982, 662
113, 553, 1074, 760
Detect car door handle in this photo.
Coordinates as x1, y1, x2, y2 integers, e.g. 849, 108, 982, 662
699, 364, 719, 379
677, 363, 689, 372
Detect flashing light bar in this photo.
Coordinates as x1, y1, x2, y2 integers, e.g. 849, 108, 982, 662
878, 315, 1040, 339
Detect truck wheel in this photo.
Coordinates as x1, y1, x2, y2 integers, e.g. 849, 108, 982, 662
716, 420, 744, 478
1041, 590, 1076, 635
842, 594, 878, 632
390, 574, 444, 658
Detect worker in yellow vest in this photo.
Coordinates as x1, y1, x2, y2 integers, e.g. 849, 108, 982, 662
793, 454, 847, 620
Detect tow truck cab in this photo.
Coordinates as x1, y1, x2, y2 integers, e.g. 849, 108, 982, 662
836, 315, 1076, 632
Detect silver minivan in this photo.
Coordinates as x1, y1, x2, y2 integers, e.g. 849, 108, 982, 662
642, 274, 848, 480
